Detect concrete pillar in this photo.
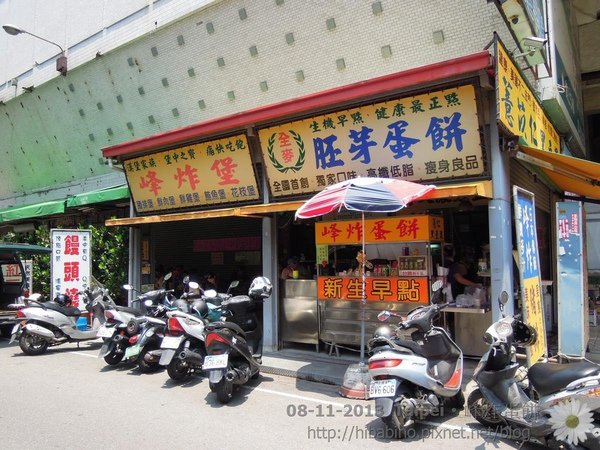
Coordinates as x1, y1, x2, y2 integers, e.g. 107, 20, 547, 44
127, 201, 141, 307
488, 96, 515, 320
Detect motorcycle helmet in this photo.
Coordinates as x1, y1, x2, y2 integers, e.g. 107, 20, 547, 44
191, 299, 209, 318
54, 293, 72, 307
372, 325, 396, 340
172, 299, 190, 314
248, 277, 272, 299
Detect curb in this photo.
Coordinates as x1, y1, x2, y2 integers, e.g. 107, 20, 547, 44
261, 364, 343, 386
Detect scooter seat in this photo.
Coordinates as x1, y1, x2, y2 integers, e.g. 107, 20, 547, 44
114, 305, 144, 316
45, 302, 82, 317
392, 339, 425, 356
528, 361, 600, 396
206, 321, 246, 338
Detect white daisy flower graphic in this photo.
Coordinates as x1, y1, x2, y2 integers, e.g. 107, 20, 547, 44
548, 399, 594, 446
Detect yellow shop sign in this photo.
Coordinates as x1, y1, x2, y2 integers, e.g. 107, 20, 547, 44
259, 85, 484, 197
124, 135, 259, 213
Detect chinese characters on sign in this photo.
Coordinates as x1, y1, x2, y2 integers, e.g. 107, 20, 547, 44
496, 40, 560, 153
318, 276, 429, 304
258, 85, 484, 197
51, 229, 91, 310
1, 264, 22, 283
513, 187, 546, 365
124, 135, 259, 213
315, 216, 444, 245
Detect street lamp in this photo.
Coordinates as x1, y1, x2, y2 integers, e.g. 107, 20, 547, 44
2, 23, 67, 76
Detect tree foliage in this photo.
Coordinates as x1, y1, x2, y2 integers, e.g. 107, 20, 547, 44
2, 224, 128, 302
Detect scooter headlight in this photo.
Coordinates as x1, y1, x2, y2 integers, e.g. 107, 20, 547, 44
494, 321, 512, 338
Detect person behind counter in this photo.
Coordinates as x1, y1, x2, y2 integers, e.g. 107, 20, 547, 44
280, 257, 299, 280
448, 246, 480, 300
202, 273, 218, 291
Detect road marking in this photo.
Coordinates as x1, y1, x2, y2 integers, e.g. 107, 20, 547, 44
244, 385, 348, 407
70, 351, 99, 359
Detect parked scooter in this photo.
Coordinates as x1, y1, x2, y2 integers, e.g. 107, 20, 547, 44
203, 277, 272, 403
367, 280, 464, 439
9, 286, 114, 355
467, 291, 600, 449
98, 273, 174, 367
159, 281, 230, 381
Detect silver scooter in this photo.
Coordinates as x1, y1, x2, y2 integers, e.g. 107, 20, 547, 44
468, 291, 600, 449
9, 286, 113, 355
368, 280, 464, 439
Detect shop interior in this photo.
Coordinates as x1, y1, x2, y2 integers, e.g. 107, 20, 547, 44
277, 199, 554, 357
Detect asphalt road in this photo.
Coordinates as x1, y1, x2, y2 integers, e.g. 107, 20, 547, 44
0, 337, 540, 450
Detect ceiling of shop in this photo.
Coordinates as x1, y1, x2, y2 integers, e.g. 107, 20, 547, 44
573, 0, 600, 25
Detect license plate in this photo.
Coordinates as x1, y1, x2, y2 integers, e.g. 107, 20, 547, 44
97, 326, 115, 338
369, 379, 398, 398
124, 343, 141, 359
161, 335, 183, 349
203, 354, 228, 370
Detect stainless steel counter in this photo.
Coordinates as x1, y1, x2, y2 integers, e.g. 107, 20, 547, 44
451, 309, 493, 356
319, 300, 418, 348
281, 279, 318, 345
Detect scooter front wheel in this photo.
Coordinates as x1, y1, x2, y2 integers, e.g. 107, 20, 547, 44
467, 388, 504, 428
19, 331, 49, 356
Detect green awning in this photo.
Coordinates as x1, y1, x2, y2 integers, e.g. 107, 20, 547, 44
0, 185, 130, 223
66, 185, 129, 208
0, 243, 51, 253
0, 200, 65, 223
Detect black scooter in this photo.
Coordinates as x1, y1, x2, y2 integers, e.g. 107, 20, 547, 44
203, 277, 272, 403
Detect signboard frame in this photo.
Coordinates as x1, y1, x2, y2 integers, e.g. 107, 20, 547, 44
513, 186, 547, 365
556, 201, 586, 357
50, 229, 92, 310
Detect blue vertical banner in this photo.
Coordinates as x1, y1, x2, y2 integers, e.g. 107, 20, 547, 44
513, 186, 547, 365
557, 201, 586, 357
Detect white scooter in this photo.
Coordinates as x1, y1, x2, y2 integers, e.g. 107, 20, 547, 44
468, 291, 600, 449
159, 281, 225, 381
368, 280, 464, 439
9, 287, 113, 355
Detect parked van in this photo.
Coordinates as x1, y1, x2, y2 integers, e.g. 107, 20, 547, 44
0, 243, 50, 336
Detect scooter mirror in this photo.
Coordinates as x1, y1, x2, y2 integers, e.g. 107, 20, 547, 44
203, 289, 217, 298
144, 299, 153, 307
123, 284, 134, 291
378, 310, 391, 322
188, 281, 200, 290
431, 279, 443, 292
183, 275, 190, 284
163, 272, 172, 282
499, 291, 509, 312
229, 280, 240, 289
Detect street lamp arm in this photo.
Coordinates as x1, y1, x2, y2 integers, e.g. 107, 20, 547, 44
2, 24, 65, 54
